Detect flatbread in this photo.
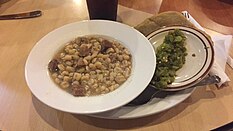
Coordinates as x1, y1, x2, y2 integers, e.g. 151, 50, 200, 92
135, 11, 212, 44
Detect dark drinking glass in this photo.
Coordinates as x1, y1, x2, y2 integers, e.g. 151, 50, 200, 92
86, 0, 118, 21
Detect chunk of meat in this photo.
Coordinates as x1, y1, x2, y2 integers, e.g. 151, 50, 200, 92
48, 59, 59, 72
71, 84, 86, 96
79, 44, 91, 56
101, 40, 113, 53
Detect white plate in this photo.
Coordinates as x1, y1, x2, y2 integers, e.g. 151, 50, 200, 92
91, 87, 195, 119
25, 20, 156, 114
147, 26, 214, 91
91, 26, 213, 119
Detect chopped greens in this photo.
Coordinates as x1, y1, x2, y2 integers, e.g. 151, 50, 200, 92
151, 29, 187, 88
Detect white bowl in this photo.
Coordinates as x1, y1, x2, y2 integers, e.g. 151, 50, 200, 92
25, 20, 156, 114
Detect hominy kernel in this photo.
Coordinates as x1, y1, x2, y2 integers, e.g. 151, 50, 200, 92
69, 73, 74, 77
109, 76, 114, 81
66, 45, 73, 49
98, 58, 104, 62
85, 86, 89, 90
106, 58, 111, 63
83, 59, 88, 65
117, 55, 123, 61
58, 64, 65, 71
89, 63, 96, 70
58, 75, 63, 79
52, 73, 58, 78
81, 75, 89, 80
86, 90, 91, 96
114, 84, 120, 89
93, 41, 100, 46
97, 74, 104, 81
115, 48, 119, 53
115, 75, 126, 84
95, 62, 102, 69
85, 66, 90, 71
123, 49, 130, 55
63, 55, 72, 60
105, 88, 110, 92
88, 79, 95, 85
72, 81, 79, 85
93, 83, 98, 88
61, 71, 69, 76
96, 69, 101, 74
72, 55, 79, 60
102, 54, 109, 59
108, 86, 114, 91
73, 73, 81, 81
114, 67, 122, 73
66, 66, 75, 72
65, 48, 70, 53
106, 48, 114, 53
63, 76, 70, 82
74, 52, 79, 56
73, 44, 78, 48
55, 78, 61, 84
65, 61, 73, 66
60, 81, 69, 88
68, 49, 76, 54
60, 53, 65, 58
90, 71, 96, 75
85, 55, 92, 61
95, 88, 100, 93
106, 81, 111, 85
77, 67, 85, 73
115, 63, 120, 67
100, 86, 106, 91
123, 54, 130, 60
91, 58, 97, 63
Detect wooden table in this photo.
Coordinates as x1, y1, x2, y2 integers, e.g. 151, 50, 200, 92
0, 0, 233, 130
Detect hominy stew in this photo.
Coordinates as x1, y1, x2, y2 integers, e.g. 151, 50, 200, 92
48, 36, 132, 96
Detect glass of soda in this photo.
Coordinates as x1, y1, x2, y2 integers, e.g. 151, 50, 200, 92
86, 0, 118, 21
